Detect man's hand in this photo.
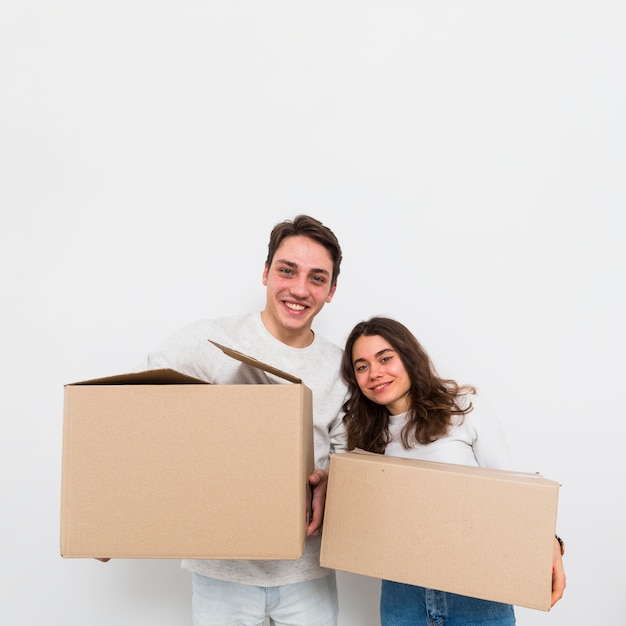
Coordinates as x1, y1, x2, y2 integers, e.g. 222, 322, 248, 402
306, 468, 329, 536
551, 537, 566, 607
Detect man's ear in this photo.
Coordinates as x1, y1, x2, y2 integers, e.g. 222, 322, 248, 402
326, 283, 337, 303
262, 264, 269, 286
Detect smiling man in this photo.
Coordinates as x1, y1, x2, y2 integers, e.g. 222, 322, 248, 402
140, 215, 348, 626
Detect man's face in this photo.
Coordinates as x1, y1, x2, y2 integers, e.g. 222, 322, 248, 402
261, 235, 336, 345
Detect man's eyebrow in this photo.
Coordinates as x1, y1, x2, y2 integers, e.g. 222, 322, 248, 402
310, 267, 331, 276
275, 259, 330, 276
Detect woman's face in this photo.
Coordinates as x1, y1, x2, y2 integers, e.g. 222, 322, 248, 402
351, 334, 411, 416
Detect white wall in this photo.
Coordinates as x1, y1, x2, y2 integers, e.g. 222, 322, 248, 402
1, 2, 624, 624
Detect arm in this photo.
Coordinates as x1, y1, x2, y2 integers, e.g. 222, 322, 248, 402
470, 395, 566, 605
468, 395, 515, 470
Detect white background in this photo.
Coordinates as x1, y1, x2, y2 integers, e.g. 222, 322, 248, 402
1, 2, 624, 625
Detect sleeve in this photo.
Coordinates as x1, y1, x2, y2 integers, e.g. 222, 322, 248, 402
141, 320, 225, 383
469, 394, 515, 471
328, 406, 349, 455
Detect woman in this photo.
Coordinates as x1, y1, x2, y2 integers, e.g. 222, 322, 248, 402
340, 316, 565, 626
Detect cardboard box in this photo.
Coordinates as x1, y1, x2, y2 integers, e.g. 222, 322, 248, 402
60, 342, 313, 559
320, 450, 560, 611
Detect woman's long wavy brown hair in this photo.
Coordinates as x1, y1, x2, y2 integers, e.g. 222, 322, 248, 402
341, 316, 476, 453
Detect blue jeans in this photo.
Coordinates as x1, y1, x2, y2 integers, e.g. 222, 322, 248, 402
191, 573, 338, 626
380, 581, 516, 626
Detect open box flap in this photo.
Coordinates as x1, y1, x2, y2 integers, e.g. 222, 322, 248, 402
209, 340, 302, 384
67, 369, 207, 386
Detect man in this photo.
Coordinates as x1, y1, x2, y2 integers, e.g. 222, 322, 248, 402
143, 214, 348, 625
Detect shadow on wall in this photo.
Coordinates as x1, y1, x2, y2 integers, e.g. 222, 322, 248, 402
337, 573, 381, 625
259, 573, 380, 625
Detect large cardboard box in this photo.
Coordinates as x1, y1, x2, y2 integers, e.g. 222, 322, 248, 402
60, 342, 313, 559
320, 450, 560, 611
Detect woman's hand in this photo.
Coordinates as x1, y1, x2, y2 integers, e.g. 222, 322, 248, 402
551, 536, 566, 607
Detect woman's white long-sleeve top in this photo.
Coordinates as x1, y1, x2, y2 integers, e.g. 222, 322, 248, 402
385, 393, 514, 470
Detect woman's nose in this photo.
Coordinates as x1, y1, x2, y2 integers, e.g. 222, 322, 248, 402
369, 363, 383, 379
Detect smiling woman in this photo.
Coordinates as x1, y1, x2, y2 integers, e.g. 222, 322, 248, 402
340, 316, 566, 624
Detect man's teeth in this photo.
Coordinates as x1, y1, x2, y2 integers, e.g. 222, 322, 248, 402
286, 303, 306, 311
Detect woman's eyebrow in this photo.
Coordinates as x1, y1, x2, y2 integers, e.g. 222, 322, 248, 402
375, 348, 394, 358
353, 349, 394, 367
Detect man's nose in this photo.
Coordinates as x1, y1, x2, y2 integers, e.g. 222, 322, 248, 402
290, 275, 310, 297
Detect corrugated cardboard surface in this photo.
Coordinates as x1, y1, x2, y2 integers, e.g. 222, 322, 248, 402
320, 450, 559, 611
61, 368, 313, 559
